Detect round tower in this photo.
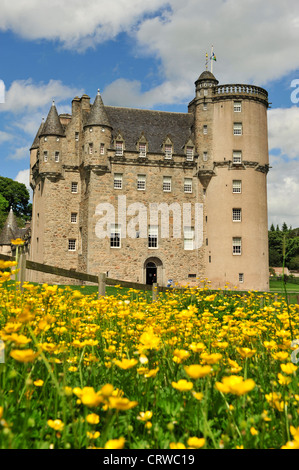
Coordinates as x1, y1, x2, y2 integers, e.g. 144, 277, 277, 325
190, 72, 270, 291
82, 90, 112, 168
39, 101, 65, 178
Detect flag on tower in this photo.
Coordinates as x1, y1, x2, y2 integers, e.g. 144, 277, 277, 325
211, 52, 217, 61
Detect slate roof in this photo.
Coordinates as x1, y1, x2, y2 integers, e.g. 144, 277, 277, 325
196, 71, 218, 82
30, 119, 45, 150
105, 106, 194, 155
40, 102, 65, 137
84, 91, 112, 129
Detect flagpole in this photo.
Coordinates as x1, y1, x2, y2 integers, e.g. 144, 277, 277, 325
211, 45, 214, 74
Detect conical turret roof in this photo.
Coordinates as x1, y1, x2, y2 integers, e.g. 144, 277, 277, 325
40, 101, 65, 137
84, 90, 112, 129
30, 118, 45, 150
0, 208, 20, 245
195, 70, 219, 85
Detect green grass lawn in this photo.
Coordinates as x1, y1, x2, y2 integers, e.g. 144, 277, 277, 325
269, 279, 299, 293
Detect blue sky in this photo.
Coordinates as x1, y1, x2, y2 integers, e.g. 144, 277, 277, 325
0, 0, 299, 228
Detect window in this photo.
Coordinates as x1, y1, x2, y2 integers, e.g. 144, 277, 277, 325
184, 178, 192, 193
203, 125, 208, 135
233, 237, 242, 255
139, 143, 146, 157
203, 89, 208, 96
234, 101, 242, 112
163, 176, 171, 192
71, 182, 78, 193
115, 141, 123, 156
55, 151, 60, 162
186, 147, 194, 161
165, 144, 172, 159
188, 274, 196, 278
100, 143, 105, 155
137, 174, 146, 191
233, 151, 242, 164
43, 151, 48, 162
114, 173, 123, 189
239, 273, 244, 283
232, 208, 242, 222
89, 143, 93, 155
110, 224, 121, 248
203, 151, 208, 162
89, 127, 93, 132
148, 225, 158, 249
233, 123, 242, 135
75, 132, 79, 141
68, 239, 76, 251
203, 104, 207, 111
184, 227, 194, 250
44, 137, 47, 142
71, 213, 77, 223
233, 180, 242, 193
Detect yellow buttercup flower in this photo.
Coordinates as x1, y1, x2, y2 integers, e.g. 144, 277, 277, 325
277, 373, 292, 386
86, 413, 100, 425
137, 411, 153, 421
236, 347, 256, 359
108, 396, 138, 411
187, 437, 205, 448
10, 349, 40, 363
33, 379, 44, 387
47, 419, 64, 431
215, 375, 255, 396
192, 391, 204, 401
113, 358, 138, 369
171, 379, 193, 392
250, 427, 259, 436
184, 364, 212, 379
280, 363, 297, 375
170, 442, 186, 449
201, 352, 223, 365
104, 437, 126, 449
87, 431, 100, 439
173, 349, 190, 363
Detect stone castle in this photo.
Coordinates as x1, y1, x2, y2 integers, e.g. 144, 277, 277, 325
29, 70, 270, 291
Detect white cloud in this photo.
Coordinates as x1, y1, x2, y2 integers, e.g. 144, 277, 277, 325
0, 131, 13, 144
0, 0, 167, 51
15, 169, 30, 190
268, 107, 299, 159
267, 157, 299, 229
0, 79, 82, 114
8, 146, 30, 161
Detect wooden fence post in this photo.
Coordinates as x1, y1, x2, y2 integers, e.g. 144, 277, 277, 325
18, 252, 27, 291
98, 272, 106, 297
152, 283, 158, 302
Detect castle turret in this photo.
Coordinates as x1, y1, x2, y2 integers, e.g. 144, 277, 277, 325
30, 118, 44, 188
39, 101, 65, 178
189, 70, 269, 291
82, 90, 112, 167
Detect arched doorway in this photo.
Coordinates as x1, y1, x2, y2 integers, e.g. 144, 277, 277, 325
146, 261, 157, 285
144, 257, 163, 285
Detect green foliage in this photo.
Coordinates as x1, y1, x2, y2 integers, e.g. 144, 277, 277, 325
269, 222, 299, 270
0, 176, 31, 231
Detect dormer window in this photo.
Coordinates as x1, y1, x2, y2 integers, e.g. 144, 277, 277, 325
165, 144, 172, 159
186, 146, 194, 161
139, 143, 146, 157
115, 141, 123, 156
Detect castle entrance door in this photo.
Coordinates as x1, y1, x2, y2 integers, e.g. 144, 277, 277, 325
146, 262, 157, 285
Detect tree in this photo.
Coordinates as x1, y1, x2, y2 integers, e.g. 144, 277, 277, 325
0, 176, 31, 230
282, 222, 289, 232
